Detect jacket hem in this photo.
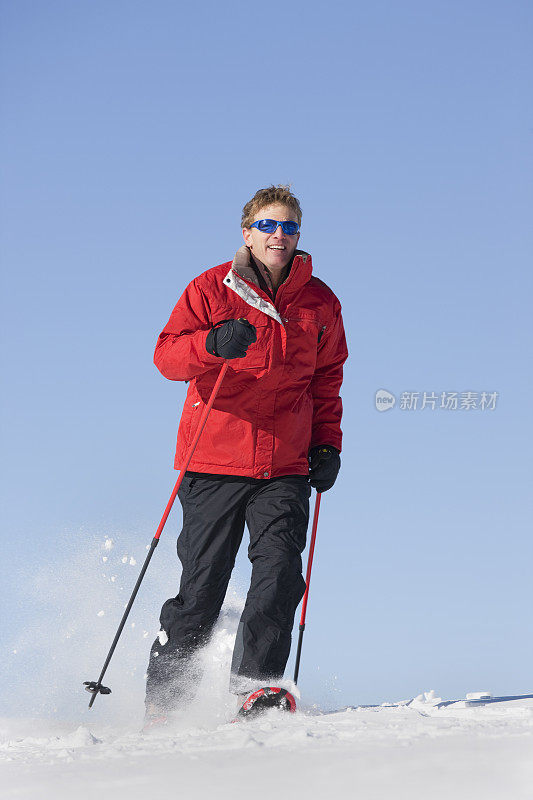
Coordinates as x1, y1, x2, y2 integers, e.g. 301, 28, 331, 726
175, 460, 309, 480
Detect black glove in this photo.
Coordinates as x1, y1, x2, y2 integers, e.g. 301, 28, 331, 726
308, 445, 341, 493
206, 318, 257, 360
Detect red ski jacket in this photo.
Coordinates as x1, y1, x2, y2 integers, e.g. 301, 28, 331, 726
155, 247, 348, 479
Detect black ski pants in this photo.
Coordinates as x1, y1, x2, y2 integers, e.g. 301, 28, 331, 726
145, 474, 311, 711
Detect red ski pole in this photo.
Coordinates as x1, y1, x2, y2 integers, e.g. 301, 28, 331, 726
84, 361, 229, 708
293, 491, 321, 684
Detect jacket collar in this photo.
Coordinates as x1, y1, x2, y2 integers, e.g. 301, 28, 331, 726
231, 246, 313, 294
223, 247, 313, 326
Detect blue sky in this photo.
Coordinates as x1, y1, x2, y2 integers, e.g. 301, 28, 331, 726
1, 0, 532, 713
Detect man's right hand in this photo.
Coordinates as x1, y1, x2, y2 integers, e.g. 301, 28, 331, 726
206, 318, 257, 360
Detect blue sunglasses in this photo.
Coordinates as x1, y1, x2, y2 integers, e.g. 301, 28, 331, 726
250, 219, 300, 235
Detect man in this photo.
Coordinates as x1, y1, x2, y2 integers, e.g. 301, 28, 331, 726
145, 185, 348, 724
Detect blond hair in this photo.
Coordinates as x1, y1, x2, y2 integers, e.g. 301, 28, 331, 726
241, 185, 302, 229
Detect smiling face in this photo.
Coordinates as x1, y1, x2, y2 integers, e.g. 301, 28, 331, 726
242, 202, 301, 272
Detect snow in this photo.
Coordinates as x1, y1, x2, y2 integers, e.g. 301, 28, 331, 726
2, 535, 532, 799
1, 701, 533, 799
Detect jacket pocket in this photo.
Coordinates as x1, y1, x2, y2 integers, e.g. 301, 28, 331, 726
283, 314, 320, 377
177, 386, 202, 453
230, 349, 267, 370
227, 322, 269, 371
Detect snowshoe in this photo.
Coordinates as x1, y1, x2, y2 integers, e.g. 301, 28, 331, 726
141, 703, 169, 734
233, 686, 297, 721
141, 713, 168, 734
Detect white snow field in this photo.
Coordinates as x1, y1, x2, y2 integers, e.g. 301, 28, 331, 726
2, 697, 533, 800
3, 536, 533, 799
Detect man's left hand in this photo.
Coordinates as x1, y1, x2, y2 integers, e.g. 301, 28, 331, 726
308, 445, 341, 493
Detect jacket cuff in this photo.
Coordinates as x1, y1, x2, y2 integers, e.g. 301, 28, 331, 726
310, 433, 342, 453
